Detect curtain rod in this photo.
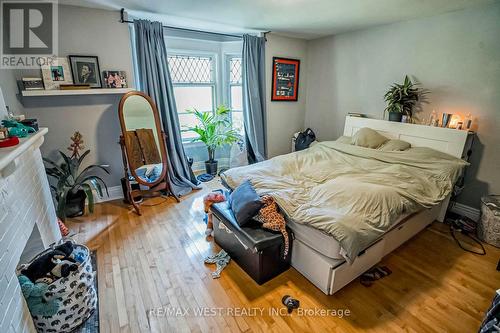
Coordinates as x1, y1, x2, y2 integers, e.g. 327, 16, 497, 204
120, 8, 269, 40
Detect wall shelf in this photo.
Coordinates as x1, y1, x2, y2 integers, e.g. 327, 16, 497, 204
20, 88, 134, 97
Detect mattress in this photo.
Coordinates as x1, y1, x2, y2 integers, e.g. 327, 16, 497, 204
287, 212, 415, 260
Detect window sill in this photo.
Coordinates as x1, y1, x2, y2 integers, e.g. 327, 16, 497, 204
182, 141, 205, 148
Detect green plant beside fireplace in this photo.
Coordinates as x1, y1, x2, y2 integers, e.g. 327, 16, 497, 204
44, 132, 109, 220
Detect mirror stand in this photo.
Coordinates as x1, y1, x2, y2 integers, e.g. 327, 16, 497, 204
119, 134, 180, 215
118, 91, 180, 216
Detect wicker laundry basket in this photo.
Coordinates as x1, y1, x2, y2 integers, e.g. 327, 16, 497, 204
478, 195, 500, 248
17, 239, 97, 333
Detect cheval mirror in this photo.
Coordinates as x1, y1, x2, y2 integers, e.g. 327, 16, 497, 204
118, 91, 179, 215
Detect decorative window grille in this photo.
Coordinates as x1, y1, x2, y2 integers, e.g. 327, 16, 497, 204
168, 54, 216, 141
168, 55, 214, 84
229, 58, 242, 84
228, 56, 244, 133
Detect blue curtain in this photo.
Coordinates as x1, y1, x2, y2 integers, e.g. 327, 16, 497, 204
133, 19, 200, 196
242, 34, 267, 163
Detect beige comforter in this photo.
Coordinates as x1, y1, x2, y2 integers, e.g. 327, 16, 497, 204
221, 141, 468, 261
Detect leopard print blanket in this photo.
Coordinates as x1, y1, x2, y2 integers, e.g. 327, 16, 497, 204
255, 195, 289, 258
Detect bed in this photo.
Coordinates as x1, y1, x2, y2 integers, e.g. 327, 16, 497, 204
221, 116, 472, 294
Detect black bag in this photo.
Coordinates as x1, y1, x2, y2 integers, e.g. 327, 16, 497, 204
295, 128, 316, 151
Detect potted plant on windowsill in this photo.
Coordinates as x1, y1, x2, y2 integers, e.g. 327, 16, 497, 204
384, 75, 422, 122
43, 132, 109, 220
185, 105, 240, 176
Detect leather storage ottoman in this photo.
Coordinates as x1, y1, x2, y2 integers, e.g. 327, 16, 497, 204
211, 201, 291, 284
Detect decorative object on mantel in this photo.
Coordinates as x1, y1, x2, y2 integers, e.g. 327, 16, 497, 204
441, 113, 453, 128
427, 110, 440, 126
0, 127, 8, 140
41, 57, 73, 90
21, 78, 44, 90
384, 75, 424, 122
1, 119, 35, 137
43, 131, 109, 220
20, 118, 39, 131
184, 105, 240, 175
69, 55, 102, 88
103, 70, 128, 88
0, 136, 19, 148
465, 112, 472, 129
271, 57, 300, 101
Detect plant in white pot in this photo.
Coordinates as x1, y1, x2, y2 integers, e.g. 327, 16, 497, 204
185, 105, 240, 175
384, 75, 422, 122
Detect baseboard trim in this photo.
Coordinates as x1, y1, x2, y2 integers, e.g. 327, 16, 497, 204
94, 185, 123, 203
449, 201, 480, 222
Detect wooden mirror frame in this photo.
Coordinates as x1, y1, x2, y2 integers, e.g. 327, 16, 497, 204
118, 91, 167, 187
118, 91, 178, 215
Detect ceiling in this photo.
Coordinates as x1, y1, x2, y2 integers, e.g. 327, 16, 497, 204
59, 0, 497, 39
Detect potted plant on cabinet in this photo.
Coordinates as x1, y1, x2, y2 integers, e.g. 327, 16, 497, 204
185, 105, 240, 175
43, 132, 109, 220
384, 75, 422, 122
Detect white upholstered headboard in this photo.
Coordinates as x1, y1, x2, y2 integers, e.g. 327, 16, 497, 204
343, 116, 470, 158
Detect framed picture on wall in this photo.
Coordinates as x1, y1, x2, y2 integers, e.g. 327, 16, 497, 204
68, 55, 102, 88
40, 57, 73, 90
271, 57, 300, 101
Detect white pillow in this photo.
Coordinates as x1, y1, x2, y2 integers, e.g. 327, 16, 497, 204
351, 128, 388, 149
378, 139, 411, 151
335, 136, 352, 144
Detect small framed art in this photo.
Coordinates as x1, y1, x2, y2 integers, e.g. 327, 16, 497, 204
41, 57, 73, 90
103, 71, 128, 88
69, 55, 102, 88
271, 57, 300, 101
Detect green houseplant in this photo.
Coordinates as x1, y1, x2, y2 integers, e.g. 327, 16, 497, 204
44, 132, 109, 220
384, 75, 422, 122
185, 105, 240, 175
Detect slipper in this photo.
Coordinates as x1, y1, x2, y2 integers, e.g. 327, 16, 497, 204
360, 266, 392, 287
377, 266, 392, 277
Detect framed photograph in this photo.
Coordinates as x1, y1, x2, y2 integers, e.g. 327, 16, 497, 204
271, 57, 300, 101
22, 78, 44, 90
103, 71, 128, 88
41, 57, 73, 90
69, 55, 102, 88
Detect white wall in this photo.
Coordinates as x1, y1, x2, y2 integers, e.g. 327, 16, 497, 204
0, 70, 24, 118
18, 5, 135, 188
305, 3, 500, 208
265, 33, 308, 157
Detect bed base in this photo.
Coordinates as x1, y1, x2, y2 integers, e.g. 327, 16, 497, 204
291, 204, 442, 295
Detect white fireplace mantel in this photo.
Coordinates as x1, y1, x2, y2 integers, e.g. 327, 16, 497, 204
0, 128, 48, 176
0, 128, 61, 332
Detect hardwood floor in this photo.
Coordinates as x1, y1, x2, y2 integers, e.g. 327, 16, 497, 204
66, 179, 500, 333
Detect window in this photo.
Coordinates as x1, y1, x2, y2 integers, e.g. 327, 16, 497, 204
228, 57, 243, 133
168, 54, 215, 141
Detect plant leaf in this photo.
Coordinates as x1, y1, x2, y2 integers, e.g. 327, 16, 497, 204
81, 183, 94, 214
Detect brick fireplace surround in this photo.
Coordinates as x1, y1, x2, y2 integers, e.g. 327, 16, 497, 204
0, 128, 61, 332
